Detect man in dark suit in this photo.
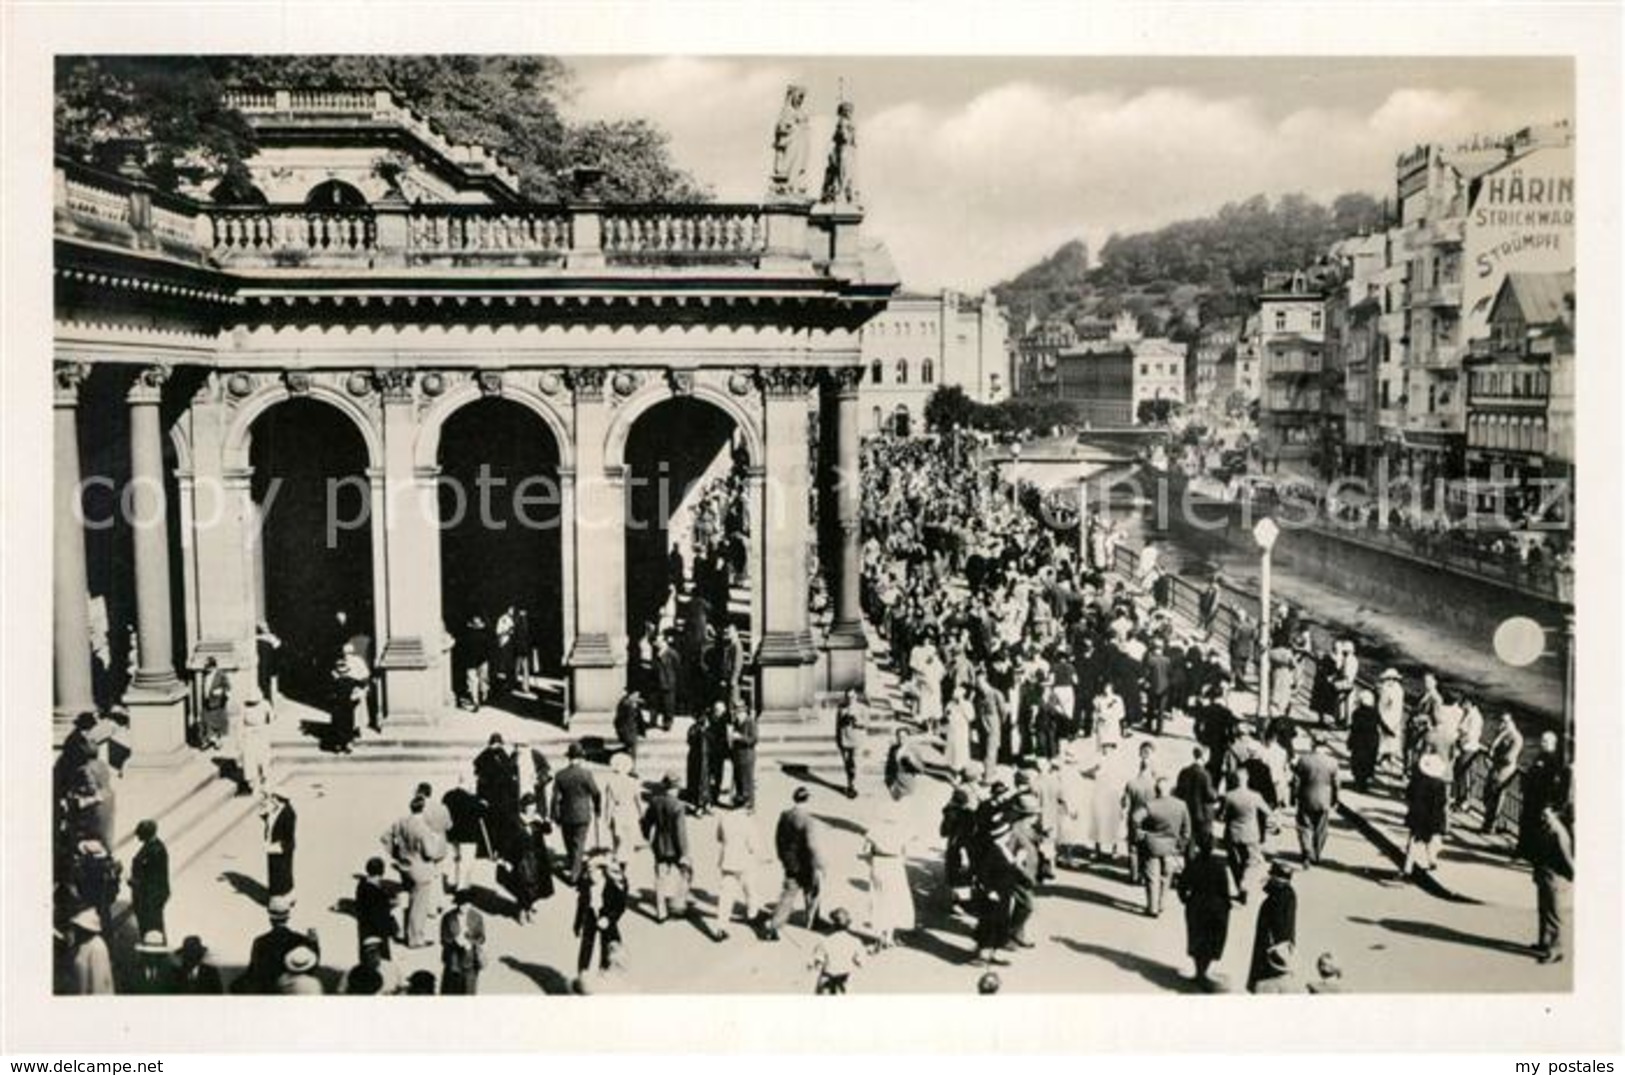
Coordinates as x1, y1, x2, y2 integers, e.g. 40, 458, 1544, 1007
439, 891, 486, 995
261, 792, 296, 898
237, 895, 319, 994
652, 634, 682, 730
718, 623, 746, 716
1291, 737, 1341, 867
129, 818, 170, 937
640, 774, 692, 922
172, 936, 224, 994
474, 734, 520, 857
354, 856, 397, 958
1221, 770, 1270, 902
1144, 640, 1173, 736
1175, 745, 1220, 858
766, 786, 824, 939
550, 743, 601, 884
614, 689, 645, 768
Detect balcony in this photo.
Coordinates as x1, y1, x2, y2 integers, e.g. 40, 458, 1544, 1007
1419, 280, 1464, 307
1406, 217, 1466, 249
1406, 411, 1465, 435
223, 89, 521, 192
55, 160, 856, 283
1265, 354, 1322, 376
1414, 342, 1466, 369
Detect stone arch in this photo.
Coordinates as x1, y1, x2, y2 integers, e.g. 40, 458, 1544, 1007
167, 422, 193, 474
222, 380, 383, 472
415, 378, 574, 473
603, 377, 763, 474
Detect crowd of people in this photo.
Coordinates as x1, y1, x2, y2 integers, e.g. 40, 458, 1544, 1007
53, 429, 1576, 996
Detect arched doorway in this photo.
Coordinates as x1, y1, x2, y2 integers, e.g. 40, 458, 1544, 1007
623, 397, 750, 707
892, 404, 912, 437
305, 179, 367, 207
437, 397, 564, 710
248, 398, 375, 708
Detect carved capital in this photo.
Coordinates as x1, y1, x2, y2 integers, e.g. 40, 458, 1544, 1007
54, 361, 90, 407
127, 364, 170, 405
825, 366, 865, 398
759, 366, 818, 400
567, 368, 607, 402
667, 369, 696, 397
375, 368, 415, 403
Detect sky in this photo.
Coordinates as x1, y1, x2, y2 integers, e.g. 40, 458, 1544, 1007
562, 56, 1572, 292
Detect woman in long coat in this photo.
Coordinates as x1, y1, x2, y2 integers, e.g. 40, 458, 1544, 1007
506, 796, 554, 923
1347, 690, 1383, 791
686, 710, 716, 813
1402, 753, 1450, 877
1085, 738, 1132, 857
1247, 864, 1298, 992
1177, 846, 1233, 984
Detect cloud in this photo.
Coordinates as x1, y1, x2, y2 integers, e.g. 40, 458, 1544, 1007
569, 61, 1564, 291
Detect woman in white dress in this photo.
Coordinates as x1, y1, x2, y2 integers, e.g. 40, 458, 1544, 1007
1092, 682, 1125, 746
237, 694, 273, 794
862, 814, 915, 948
600, 753, 645, 878
1085, 738, 1133, 859
909, 638, 946, 730
943, 682, 974, 773
1055, 745, 1092, 869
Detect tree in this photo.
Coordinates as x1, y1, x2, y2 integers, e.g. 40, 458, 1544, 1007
54, 55, 707, 202
1137, 398, 1180, 426
923, 385, 981, 433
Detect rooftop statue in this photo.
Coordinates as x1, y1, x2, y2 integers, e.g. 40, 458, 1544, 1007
770, 84, 810, 198
821, 100, 859, 206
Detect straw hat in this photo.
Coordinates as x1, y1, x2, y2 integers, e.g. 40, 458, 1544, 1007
135, 930, 169, 954
1379, 668, 1401, 682
267, 894, 295, 920
283, 946, 317, 973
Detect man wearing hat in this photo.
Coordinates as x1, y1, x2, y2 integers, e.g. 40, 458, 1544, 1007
551, 741, 601, 885
132, 929, 174, 994
614, 687, 645, 768
1402, 750, 1450, 879
341, 935, 404, 995
129, 818, 170, 937
1251, 940, 1306, 994
64, 907, 113, 994
1291, 737, 1340, 868
1001, 790, 1044, 948
239, 894, 320, 995
1246, 861, 1298, 992
439, 888, 486, 994
640, 773, 692, 923
766, 786, 825, 939
574, 847, 628, 975
277, 945, 324, 995
172, 936, 223, 994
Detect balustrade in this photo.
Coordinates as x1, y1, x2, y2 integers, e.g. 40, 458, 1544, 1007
601, 207, 766, 256
208, 208, 376, 255
407, 208, 571, 257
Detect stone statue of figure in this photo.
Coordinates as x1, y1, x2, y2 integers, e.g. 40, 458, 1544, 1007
771, 84, 810, 197
821, 99, 858, 205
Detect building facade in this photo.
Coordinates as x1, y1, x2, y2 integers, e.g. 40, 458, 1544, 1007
1012, 318, 1076, 396
1256, 270, 1329, 458
1461, 271, 1575, 518
53, 90, 898, 764
858, 289, 1008, 435
1051, 312, 1185, 427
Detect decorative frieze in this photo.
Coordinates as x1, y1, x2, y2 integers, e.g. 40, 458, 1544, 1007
759, 366, 819, 400
567, 368, 607, 402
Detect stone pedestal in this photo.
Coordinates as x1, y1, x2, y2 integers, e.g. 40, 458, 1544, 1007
377, 372, 440, 724
567, 370, 625, 716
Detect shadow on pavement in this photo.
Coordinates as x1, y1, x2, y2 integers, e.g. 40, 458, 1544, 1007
498, 954, 573, 994
1052, 936, 1203, 993
1349, 915, 1535, 957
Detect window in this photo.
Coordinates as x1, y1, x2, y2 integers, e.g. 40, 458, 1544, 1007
1311, 309, 1323, 332
870, 359, 884, 384
304, 179, 367, 207
872, 406, 883, 432
1274, 310, 1287, 332
921, 358, 935, 385
896, 359, 909, 385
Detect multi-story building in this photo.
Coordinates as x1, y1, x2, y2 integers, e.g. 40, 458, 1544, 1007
860, 290, 1008, 435
1188, 319, 1240, 411
1323, 233, 1391, 478
1461, 270, 1575, 519
1013, 317, 1076, 397
1389, 121, 1574, 502
1256, 269, 1329, 460
1051, 313, 1185, 427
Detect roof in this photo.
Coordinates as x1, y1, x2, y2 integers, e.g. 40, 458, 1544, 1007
1497, 271, 1574, 327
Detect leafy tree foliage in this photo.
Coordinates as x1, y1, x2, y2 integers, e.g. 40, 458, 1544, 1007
55, 55, 708, 202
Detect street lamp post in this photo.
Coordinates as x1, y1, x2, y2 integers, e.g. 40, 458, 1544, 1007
1253, 516, 1280, 723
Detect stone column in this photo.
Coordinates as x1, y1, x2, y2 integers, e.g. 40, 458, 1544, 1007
822, 367, 867, 693
745, 465, 765, 643
757, 367, 818, 719
123, 365, 188, 762
566, 369, 624, 715
376, 369, 440, 724
53, 361, 95, 724
184, 379, 252, 681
